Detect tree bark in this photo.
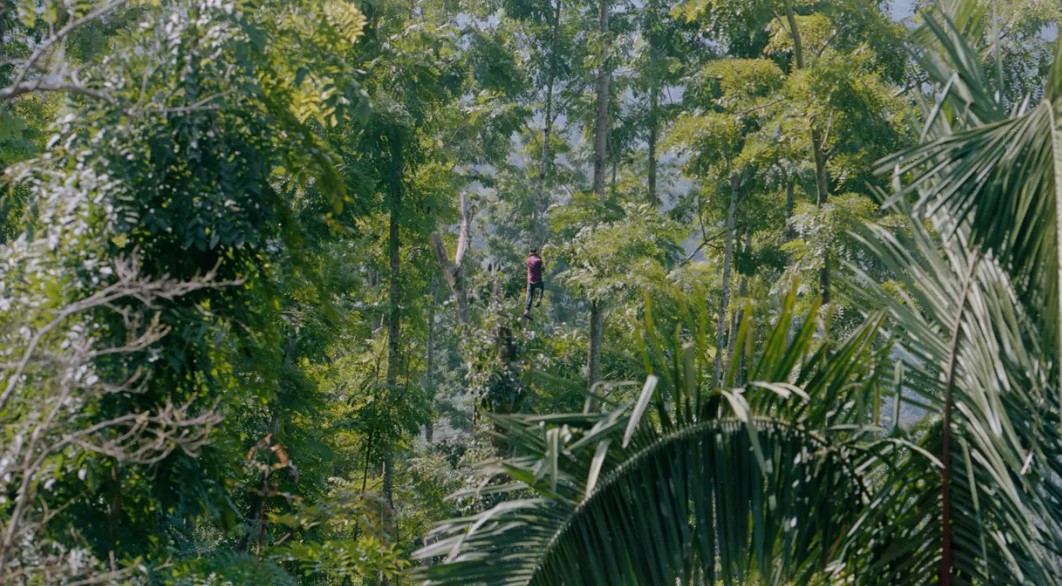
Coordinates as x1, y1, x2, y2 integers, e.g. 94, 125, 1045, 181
586, 0, 611, 397
647, 81, 660, 204
385, 141, 403, 387
380, 457, 396, 585
785, 1, 831, 303
784, 172, 796, 243
381, 133, 404, 586
587, 299, 603, 392
418, 280, 439, 566
430, 191, 473, 326
714, 174, 740, 386
591, 0, 610, 203
424, 277, 437, 444
610, 147, 618, 194
813, 128, 830, 303
783, 174, 797, 347
728, 231, 751, 386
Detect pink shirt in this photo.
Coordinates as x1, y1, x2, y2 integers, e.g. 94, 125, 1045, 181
527, 255, 544, 284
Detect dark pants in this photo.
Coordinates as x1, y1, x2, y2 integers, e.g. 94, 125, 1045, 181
525, 281, 544, 312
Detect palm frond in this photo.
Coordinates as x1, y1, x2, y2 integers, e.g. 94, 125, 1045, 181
849, 214, 1062, 584
415, 295, 890, 585
879, 9, 1062, 360
417, 418, 867, 586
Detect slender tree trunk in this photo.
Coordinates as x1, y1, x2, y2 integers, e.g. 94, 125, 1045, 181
424, 278, 437, 444
381, 135, 404, 586
714, 174, 740, 386
610, 148, 618, 194
784, 173, 796, 243
728, 231, 751, 386
451, 274, 470, 325
592, 0, 610, 203
812, 131, 830, 303
811, 130, 829, 209
534, 0, 562, 249
647, 82, 660, 204
587, 300, 603, 392
785, 1, 830, 303
385, 143, 402, 393
430, 235, 471, 326
586, 0, 611, 395
783, 173, 797, 345
379, 456, 397, 586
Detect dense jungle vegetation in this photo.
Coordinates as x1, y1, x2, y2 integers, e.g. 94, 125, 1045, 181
3, 0, 1062, 584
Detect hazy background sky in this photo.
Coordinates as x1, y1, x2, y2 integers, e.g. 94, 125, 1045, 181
891, 0, 917, 20
889, 0, 1057, 40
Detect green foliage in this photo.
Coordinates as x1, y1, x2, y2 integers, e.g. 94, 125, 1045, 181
912, 0, 1062, 102
5, 0, 1062, 583
420, 207, 1062, 584
164, 553, 298, 586
553, 201, 683, 303
417, 288, 891, 584
267, 486, 409, 582
882, 7, 1062, 354
785, 193, 904, 321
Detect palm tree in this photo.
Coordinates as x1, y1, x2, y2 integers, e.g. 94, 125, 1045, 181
417, 286, 890, 585
880, 0, 1062, 384
413, 3, 1062, 584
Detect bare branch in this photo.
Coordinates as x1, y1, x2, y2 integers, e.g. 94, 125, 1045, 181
0, 254, 237, 579
156, 90, 234, 114
430, 190, 476, 326
0, 256, 239, 413
453, 190, 475, 266
4, 0, 131, 101
0, 78, 118, 104
430, 232, 458, 288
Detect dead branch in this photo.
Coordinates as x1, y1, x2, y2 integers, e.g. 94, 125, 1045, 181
430, 191, 475, 325
0, 253, 237, 581
2, 0, 131, 104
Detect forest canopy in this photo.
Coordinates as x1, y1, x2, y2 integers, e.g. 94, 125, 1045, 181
2, 0, 1062, 584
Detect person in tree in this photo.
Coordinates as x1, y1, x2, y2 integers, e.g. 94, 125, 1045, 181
523, 248, 545, 319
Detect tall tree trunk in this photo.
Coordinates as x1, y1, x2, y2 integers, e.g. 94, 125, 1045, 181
647, 81, 660, 204
592, 0, 610, 203
784, 172, 796, 243
419, 278, 438, 565
813, 130, 830, 303
424, 277, 437, 444
385, 140, 403, 396
785, 1, 830, 303
380, 457, 396, 584
586, 0, 610, 395
534, 0, 562, 249
381, 134, 404, 586
610, 147, 618, 194
714, 174, 740, 386
587, 300, 603, 392
783, 173, 797, 347
728, 231, 751, 386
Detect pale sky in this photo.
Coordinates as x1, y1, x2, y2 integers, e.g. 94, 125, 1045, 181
889, 0, 1057, 40
891, 0, 917, 20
